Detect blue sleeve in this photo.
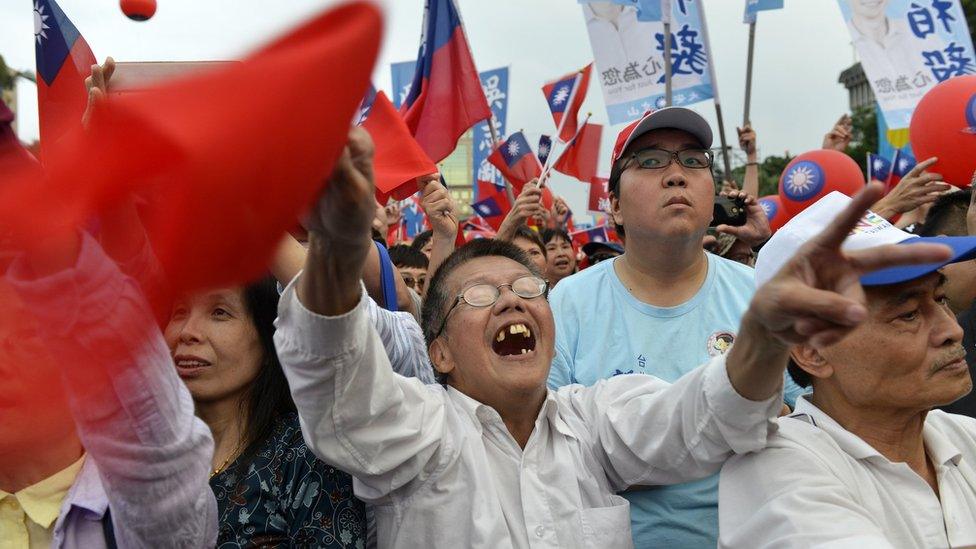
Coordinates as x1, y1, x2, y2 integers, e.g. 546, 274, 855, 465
782, 371, 810, 409
546, 287, 576, 389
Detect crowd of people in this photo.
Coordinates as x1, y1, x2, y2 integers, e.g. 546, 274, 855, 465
2, 44, 976, 549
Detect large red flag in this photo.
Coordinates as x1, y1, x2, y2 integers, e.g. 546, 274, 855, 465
363, 91, 437, 203
400, 0, 491, 162
1, 1, 383, 296
541, 64, 592, 142
33, 0, 96, 161
554, 123, 602, 183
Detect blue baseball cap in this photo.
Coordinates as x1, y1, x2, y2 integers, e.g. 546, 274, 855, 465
755, 192, 976, 288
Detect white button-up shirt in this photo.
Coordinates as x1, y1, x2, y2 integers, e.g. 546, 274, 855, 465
274, 281, 781, 548
719, 395, 976, 548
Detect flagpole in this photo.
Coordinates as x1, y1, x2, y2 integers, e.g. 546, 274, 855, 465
540, 113, 592, 189
743, 20, 756, 126
663, 21, 673, 106
696, 0, 733, 182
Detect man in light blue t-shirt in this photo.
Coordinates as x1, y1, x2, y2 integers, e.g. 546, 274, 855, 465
548, 108, 805, 548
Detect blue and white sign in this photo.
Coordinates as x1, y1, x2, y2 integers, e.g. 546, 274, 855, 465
390, 60, 418, 109
581, 0, 716, 125
473, 67, 509, 199
782, 160, 825, 202
837, 0, 976, 129
743, 0, 783, 24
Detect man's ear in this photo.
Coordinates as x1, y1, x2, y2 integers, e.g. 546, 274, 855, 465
429, 338, 455, 379
609, 190, 624, 228
790, 344, 833, 382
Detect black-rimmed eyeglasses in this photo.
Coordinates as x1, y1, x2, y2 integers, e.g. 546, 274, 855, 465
434, 275, 548, 338
619, 147, 713, 171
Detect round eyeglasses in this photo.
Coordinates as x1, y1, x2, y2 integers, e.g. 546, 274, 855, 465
434, 275, 548, 338
621, 148, 713, 171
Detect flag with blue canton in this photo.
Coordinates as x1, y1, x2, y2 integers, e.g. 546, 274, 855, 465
487, 130, 542, 192
892, 150, 916, 179
538, 135, 552, 165
473, 195, 504, 218
743, 0, 784, 23
470, 187, 511, 230
500, 132, 532, 167
33, 0, 96, 160
356, 83, 378, 125
867, 152, 892, 183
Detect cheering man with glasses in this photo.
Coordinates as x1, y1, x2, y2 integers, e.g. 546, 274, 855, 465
546, 107, 806, 548
273, 127, 951, 547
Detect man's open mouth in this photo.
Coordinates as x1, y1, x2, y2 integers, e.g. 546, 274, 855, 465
492, 322, 537, 356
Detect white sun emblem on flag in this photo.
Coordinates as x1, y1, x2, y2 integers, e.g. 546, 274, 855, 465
899, 158, 909, 171
34, 1, 50, 44
506, 140, 520, 157
552, 85, 570, 105
538, 143, 550, 156
873, 159, 883, 171
760, 202, 772, 216
786, 165, 817, 195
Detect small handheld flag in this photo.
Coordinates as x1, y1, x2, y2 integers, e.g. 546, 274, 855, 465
542, 64, 592, 142
487, 131, 542, 193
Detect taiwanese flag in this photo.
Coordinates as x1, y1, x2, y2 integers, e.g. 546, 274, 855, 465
588, 176, 610, 213
554, 123, 602, 183
488, 131, 542, 193
33, 0, 96, 161
569, 226, 609, 248
542, 63, 592, 142
470, 187, 511, 231
0, 1, 383, 296
887, 149, 917, 193
538, 134, 552, 165
867, 152, 892, 184
476, 178, 504, 201
362, 91, 437, 203
401, 0, 491, 162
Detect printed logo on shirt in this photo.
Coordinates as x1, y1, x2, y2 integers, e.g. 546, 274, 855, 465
707, 331, 735, 357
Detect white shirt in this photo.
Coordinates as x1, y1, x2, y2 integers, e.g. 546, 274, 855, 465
274, 280, 782, 548
719, 395, 976, 548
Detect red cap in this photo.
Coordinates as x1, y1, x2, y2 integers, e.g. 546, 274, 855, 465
611, 107, 713, 165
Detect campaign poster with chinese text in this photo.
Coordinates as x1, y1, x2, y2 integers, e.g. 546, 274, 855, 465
472, 67, 510, 198
580, 0, 715, 125
837, 0, 976, 129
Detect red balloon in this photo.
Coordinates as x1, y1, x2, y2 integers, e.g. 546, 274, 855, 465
910, 74, 976, 188
778, 149, 864, 216
120, 0, 156, 21
758, 194, 789, 233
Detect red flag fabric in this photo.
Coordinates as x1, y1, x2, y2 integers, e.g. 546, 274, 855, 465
470, 187, 512, 231
0, 101, 39, 174
554, 123, 602, 183
363, 91, 437, 203
541, 63, 592, 142
0, 1, 383, 297
487, 131, 542, 194
33, 0, 96, 161
569, 226, 609, 248
588, 176, 610, 213
400, 0, 491, 162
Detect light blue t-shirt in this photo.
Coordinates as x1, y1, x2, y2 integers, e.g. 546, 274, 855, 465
547, 253, 806, 548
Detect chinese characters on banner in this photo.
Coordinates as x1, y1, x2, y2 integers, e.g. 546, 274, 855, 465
391, 60, 418, 109
472, 67, 510, 199
588, 176, 611, 214
837, 0, 976, 129
580, 0, 715, 125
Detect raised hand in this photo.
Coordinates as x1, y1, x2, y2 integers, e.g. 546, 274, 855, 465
821, 114, 853, 152
737, 124, 757, 157
495, 179, 545, 241
749, 183, 951, 349
82, 57, 115, 128
305, 126, 376, 248
715, 190, 770, 247
871, 157, 952, 219
418, 175, 458, 240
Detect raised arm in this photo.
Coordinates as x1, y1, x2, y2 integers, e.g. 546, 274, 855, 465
275, 127, 446, 500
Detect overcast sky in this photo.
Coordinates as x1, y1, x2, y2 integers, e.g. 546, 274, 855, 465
0, 0, 856, 212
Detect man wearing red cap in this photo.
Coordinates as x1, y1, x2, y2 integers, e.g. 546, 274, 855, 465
546, 107, 805, 547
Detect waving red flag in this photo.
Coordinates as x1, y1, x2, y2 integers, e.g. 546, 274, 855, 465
554, 123, 602, 183
363, 91, 437, 203
0, 1, 384, 296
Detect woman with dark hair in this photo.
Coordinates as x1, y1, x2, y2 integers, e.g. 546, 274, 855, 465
541, 228, 578, 287
164, 276, 365, 548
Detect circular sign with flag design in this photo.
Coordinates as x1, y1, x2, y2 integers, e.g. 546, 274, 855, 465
781, 161, 824, 202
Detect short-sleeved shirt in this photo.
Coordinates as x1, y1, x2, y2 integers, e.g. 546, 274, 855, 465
210, 413, 366, 548
547, 253, 806, 548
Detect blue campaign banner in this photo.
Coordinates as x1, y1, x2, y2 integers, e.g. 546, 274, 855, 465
472, 67, 509, 199
390, 60, 418, 109
743, 0, 784, 23
582, 0, 715, 125
837, 0, 976, 129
